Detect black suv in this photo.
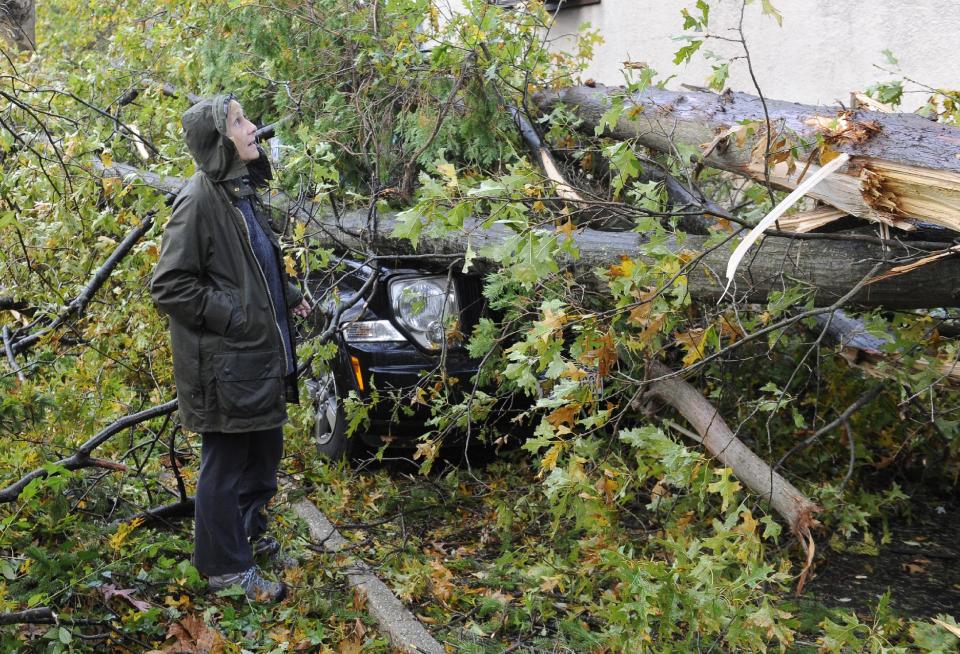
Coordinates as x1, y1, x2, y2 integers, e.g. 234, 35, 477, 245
304, 258, 487, 459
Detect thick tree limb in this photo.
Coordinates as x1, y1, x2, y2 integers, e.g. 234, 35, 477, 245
128, 498, 195, 526
0, 607, 57, 626
645, 360, 820, 589
320, 209, 960, 309
535, 84, 960, 234
0, 400, 178, 504
102, 160, 960, 309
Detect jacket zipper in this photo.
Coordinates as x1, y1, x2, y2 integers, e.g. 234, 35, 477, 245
232, 204, 290, 374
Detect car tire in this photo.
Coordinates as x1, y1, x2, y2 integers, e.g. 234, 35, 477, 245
309, 373, 355, 461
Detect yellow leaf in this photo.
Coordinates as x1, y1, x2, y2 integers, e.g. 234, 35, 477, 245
819, 145, 842, 165
413, 440, 438, 462
674, 328, 710, 367
109, 517, 144, 551
559, 362, 588, 381
100, 150, 113, 167
608, 255, 635, 278
737, 510, 758, 536
436, 162, 458, 187
101, 177, 121, 196
284, 254, 298, 277
555, 218, 575, 237
540, 442, 563, 471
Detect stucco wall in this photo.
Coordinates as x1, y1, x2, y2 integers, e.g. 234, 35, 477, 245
546, 0, 960, 110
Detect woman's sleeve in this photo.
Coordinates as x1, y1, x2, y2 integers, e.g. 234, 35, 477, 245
149, 193, 236, 335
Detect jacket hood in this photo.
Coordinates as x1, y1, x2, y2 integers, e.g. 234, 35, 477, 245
181, 94, 248, 183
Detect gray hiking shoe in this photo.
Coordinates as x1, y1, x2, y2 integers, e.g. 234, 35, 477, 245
208, 565, 287, 602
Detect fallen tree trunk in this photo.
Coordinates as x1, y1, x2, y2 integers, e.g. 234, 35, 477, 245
312, 208, 960, 309
99, 161, 960, 309
534, 84, 960, 234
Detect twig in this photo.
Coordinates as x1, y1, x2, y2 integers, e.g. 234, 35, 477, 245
2, 326, 25, 382
774, 385, 882, 472
0, 399, 178, 504
12, 212, 158, 355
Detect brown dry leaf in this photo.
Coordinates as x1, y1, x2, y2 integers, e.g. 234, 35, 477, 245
337, 636, 363, 654
161, 615, 225, 654
100, 584, 152, 612
596, 330, 618, 378
352, 587, 367, 612
352, 618, 367, 641
428, 557, 455, 605
901, 558, 930, 574
636, 313, 667, 348
539, 306, 569, 336
485, 589, 514, 604
539, 575, 562, 593
547, 404, 580, 429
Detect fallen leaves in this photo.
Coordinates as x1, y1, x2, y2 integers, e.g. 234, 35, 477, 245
99, 583, 151, 612
146, 615, 225, 654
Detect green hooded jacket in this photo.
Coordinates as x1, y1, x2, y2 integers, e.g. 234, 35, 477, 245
150, 94, 302, 434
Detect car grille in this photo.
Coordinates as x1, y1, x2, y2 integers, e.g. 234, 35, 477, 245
456, 276, 484, 335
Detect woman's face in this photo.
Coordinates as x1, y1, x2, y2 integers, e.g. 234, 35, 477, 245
225, 100, 259, 162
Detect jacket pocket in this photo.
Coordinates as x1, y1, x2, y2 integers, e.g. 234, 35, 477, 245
212, 350, 284, 418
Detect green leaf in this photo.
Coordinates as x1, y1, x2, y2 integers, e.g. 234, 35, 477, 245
58, 627, 72, 644
707, 61, 729, 91
391, 207, 425, 248
760, 0, 783, 25
707, 467, 742, 512
594, 96, 624, 136
673, 39, 703, 65
462, 241, 476, 273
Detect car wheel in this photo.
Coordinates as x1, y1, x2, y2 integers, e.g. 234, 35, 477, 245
309, 373, 354, 461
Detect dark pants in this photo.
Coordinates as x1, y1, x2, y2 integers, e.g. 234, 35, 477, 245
193, 427, 283, 576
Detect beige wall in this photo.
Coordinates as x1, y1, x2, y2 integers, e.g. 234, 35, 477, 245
546, 0, 960, 110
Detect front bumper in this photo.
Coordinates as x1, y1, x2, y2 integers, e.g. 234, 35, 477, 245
333, 339, 482, 442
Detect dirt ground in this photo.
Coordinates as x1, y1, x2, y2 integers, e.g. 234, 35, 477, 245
805, 487, 960, 618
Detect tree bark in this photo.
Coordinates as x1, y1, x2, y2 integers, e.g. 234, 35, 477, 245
307, 208, 960, 309
534, 84, 960, 234
0, 0, 35, 51
103, 160, 960, 308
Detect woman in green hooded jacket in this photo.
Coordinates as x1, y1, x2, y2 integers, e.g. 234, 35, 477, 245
151, 94, 309, 602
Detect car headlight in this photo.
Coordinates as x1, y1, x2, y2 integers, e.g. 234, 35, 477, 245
342, 320, 405, 342
388, 276, 459, 351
